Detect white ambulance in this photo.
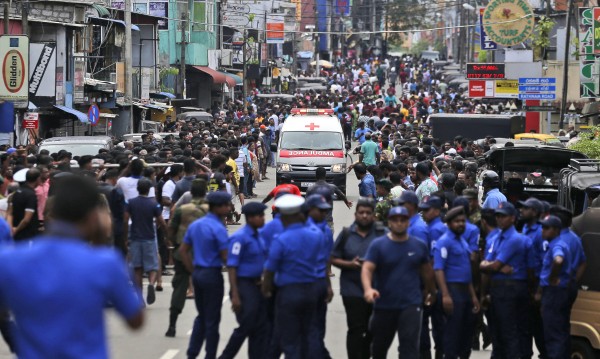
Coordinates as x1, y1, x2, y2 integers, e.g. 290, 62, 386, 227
275, 108, 347, 194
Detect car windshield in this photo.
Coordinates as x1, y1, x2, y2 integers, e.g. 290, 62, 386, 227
39, 143, 106, 157
280, 131, 343, 151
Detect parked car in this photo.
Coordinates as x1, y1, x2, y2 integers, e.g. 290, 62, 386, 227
38, 136, 113, 157
176, 111, 213, 123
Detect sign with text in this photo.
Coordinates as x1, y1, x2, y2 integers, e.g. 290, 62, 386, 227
468, 80, 495, 98
494, 79, 519, 98
466, 63, 505, 79
22, 112, 38, 129
479, 8, 497, 50
594, 7, 600, 54
0, 35, 29, 108
518, 77, 556, 100
29, 43, 56, 108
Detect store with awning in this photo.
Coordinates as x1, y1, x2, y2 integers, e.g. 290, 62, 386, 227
87, 16, 140, 31
53, 105, 89, 124
188, 66, 235, 108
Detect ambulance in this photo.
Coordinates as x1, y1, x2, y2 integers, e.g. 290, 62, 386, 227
275, 108, 347, 194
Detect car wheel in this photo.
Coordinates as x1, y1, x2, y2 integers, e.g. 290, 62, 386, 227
571, 338, 598, 359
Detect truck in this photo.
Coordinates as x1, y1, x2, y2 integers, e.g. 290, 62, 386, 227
429, 113, 525, 141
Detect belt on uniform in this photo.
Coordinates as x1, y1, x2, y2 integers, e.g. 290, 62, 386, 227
490, 279, 527, 288
447, 283, 470, 292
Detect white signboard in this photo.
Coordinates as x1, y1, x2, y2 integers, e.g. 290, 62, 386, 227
221, 1, 267, 30
0, 35, 29, 108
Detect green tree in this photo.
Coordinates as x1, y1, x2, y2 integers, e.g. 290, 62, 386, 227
386, 0, 428, 45
569, 126, 600, 159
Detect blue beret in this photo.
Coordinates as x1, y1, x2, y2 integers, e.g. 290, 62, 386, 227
206, 191, 232, 205
242, 202, 267, 215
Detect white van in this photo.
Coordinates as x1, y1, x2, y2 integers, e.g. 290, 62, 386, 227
275, 108, 347, 194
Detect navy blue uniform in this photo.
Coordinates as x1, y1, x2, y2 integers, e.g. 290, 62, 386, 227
485, 226, 529, 359
220, 225, 268, 359
307, 217, 334, 359
365, 235, 429, 359
409, 214, 429, 244
264, 222, 324, 359
183, 213, 229, 359
540, 237, 571, 359
433, 230, 475, 359
560, 228, 586, 307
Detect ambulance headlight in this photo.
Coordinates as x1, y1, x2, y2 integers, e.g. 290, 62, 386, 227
277, 163, 292, 172
331, 163, 346, 173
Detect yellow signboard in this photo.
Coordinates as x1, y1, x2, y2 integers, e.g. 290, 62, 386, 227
495, 79, 519, 98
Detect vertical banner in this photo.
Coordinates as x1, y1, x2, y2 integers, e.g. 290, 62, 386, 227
55, 66, 64, 105
579, 8, 598, 98
0, 35, 29, 108
334, 0, 351, 16
73, 58, 85, 103
594, 7, 600, 54
479, 8, 497, 50
141, 67, 151, 101
28, 43, 56, 108
116, 62, 125, 93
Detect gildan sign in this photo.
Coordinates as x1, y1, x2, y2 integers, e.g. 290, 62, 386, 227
29, 43, 56, 108
0, 35, 29, 108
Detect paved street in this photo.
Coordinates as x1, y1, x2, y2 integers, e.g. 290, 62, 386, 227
0, 164, 496, 359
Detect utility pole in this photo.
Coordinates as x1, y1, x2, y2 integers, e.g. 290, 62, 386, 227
242, 29, 247, 106
21, 1, 28, 35
179, 11, 187, 99
125, 0, 133, 132
4, 2, 9, 34
559, 0, 573, 130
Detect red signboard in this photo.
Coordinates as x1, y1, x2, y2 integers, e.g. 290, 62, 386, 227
469, 80, 486, 98
23, 112, 39, 129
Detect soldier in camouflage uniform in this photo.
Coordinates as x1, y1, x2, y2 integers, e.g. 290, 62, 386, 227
375, 179, 395, 225
165, 179, 209, 338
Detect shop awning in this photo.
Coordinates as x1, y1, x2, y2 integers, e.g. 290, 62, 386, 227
54, 105, 89, 124
192, 66, 235, 87
88, 16, 140, 31
92, 4, 111, 18
219, 71, 242, 85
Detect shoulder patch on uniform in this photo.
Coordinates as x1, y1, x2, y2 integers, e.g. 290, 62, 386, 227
231, 242, 242, 255
441, 247, 448, 259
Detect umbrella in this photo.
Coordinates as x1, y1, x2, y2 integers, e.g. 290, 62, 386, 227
310, 60, 334, 68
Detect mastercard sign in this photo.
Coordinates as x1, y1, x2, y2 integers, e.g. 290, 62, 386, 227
0, 35, 29, 108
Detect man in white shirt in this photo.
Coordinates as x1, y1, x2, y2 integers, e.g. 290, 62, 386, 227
116, 159, 155, 201
161, 164, 183, 221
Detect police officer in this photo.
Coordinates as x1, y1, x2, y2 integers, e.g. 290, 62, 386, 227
179, 191, 231, 359
480, 202, 529, 359
518, 197, 547, 358
452, 197, 481, 256
481, 171, 506, 209
362, 206, 437, 359
219, 202, 269, 359
396, 191, 429, 243
549, 205, 587, 308
537, 215, 572, 359
419, 195, 446, 359
262, 194, 324, 358
305, 194, 334, 359
433, 207, 480, 359
165, 179, 209, 337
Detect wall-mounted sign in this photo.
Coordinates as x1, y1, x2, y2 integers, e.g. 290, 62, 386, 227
466, 63, 505, 79
0, 35, 29, 108
482, 0, 534, 47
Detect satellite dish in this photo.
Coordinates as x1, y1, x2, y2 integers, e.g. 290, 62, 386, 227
482, 0, 534, 47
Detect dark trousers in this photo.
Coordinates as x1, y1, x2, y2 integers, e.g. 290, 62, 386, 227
370, 305, 423, 359
187, 267, 224, 359
308, 278, 332, 359
156, 225, 168, 271
420, 299, 444, 357
343, 124, 352, 142
276, 283, 318, 359
169, 259, 190, 321
542, 286, 571, 359
529, 299, 547, 359
266, 287, 282, 359
219, 278, 268, 359
342, 296, 373, 359
441, 285, 475, 359
489, 280, 529, 359
0, 315, 14, 353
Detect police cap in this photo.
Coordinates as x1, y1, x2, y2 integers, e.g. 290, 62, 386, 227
206, 191, 232, 206
419, 196, 443, 210
274, 194, 305, 215
305, 194, 332, 210
388, 206, 410, 218
242, 202, 267, 216
539, 215, 563, 229
445, 206, 466, 222
495, 202, 517, 216
395, 190, 419, 205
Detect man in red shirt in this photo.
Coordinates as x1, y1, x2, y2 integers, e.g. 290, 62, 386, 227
262, 174, 301, 204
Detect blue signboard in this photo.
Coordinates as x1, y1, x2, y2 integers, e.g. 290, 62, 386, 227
88, 104, 100, 126
518, 86, 557, 92
519, 93, 557, 100
518, 77, 557, 84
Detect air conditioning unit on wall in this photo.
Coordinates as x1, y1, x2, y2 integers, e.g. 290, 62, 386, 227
221, 49, 232, 66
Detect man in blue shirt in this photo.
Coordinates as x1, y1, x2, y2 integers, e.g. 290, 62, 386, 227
262, 194, 324, 358
537, 215, 572, 359
362, 206, 436, 359
354, 121, 370, 145
220, 202, 269, 359
353, 163, 377, 199
0, 176, 143, 358
360, 133, 379, 166
480, 202, 529, 359
420, 196, 446, 255
305, 195, 334, 359
519, 197, 547, 359
124, 178, 167, 306
397, 190, 429, 244
481, 171, 506, 209
433, 207, 480, 359
179, 191, 231, 359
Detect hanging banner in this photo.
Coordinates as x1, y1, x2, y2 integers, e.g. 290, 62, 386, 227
74, 58, 85, 103
479, 8, 497, 50
334, 0, 351, 16
594, 7, 600, 54
29, 43, 56, 108
0, 35, 29, 108
579, 7, 598, 98
266, 20, 284, 44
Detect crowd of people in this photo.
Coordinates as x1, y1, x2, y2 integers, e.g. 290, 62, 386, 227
0, 53, 589, 359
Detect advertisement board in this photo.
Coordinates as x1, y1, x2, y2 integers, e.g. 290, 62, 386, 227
468, 80, 495, 98
0, 35, 29, 108
29, 43, 56, 108
494, 79, 519, 98
579, 7, 599, 98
